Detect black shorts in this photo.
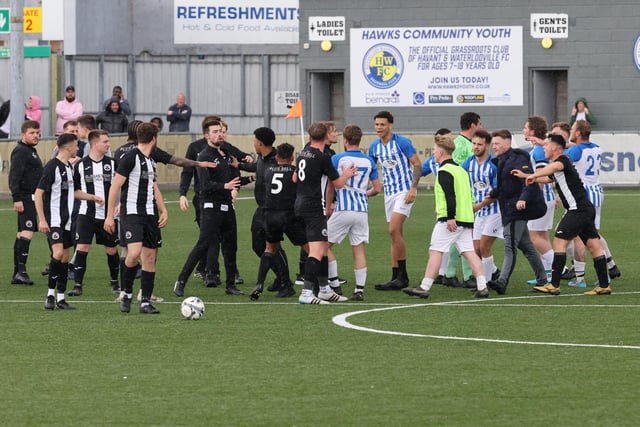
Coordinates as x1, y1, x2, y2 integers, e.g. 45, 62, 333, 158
75, 214, 119, 247
264, 210, 307, 246
299, 213, 328, 243
554, 208, 600, 242
17, 199, 37, 232
48, 227, 75, 249
120, 215, 162, 249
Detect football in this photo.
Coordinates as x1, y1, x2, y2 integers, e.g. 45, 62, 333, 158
181, 296, 205, 320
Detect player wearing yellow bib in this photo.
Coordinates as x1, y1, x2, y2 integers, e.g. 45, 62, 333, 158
403, 134, 489, 299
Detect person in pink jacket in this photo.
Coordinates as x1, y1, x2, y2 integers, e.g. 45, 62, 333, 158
24, 95, 42, 125
55, 86, 83, 135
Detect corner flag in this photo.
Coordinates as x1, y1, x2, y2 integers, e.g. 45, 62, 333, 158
286, 99, 303, 119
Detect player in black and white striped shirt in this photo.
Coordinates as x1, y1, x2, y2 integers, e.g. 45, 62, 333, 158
35, 133, 102, 310
112, 120, 217, 304
513, 134, 611, 296
66, 130, 120, 297
104, 123, 169, 314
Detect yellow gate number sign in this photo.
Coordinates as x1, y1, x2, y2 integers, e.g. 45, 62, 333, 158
24, 7, 42, 33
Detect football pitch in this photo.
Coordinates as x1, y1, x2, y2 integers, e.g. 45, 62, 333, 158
1, 189, 639, 426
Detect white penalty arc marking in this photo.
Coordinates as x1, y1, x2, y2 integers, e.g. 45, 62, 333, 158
332, 293, 640, 350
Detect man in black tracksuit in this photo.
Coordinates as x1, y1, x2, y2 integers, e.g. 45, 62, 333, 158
9, 120, 43, 285
178, 116, 253, 286
173, 120, 244, 296
179, 116, 218, 281
488, 129, 547, 294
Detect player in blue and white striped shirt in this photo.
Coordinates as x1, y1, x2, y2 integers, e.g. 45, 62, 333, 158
461, 129, 502, 281
327, 125, 381, 300
369, 111, 422, 291
421, 154, 439, 178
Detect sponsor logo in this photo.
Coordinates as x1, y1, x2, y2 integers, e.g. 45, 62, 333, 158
364, 90, 400, 105
487, 93, 512, 103
382, 159, 398, 169
456, 94, 485, 104
473, 181, 488, 191
428, 94, 453, 104
362, 43, 404, 89
413, 92, 425, 105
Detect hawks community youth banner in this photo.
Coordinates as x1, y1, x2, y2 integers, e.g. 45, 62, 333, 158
350, 26, 523, 107
174, 0, 299, 44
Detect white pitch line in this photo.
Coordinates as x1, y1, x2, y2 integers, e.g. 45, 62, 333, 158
0, 299, 405, 307
332, 293, 640, 350
441, 304, 640, 308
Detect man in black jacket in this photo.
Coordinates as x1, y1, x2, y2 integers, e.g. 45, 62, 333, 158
173, 120, 244, 296
96, 96, 128, 134
9, 120, 43, 284
179, 116, 221, 282
487, 129, 547, 294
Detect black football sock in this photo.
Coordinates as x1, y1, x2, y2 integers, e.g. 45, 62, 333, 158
257, 252, 274, 285
73, 251, 88, 286
56, 262, 69, 294
122, 264, 138, 294
17, 237, 31, 272
397, 260, 408, 282
49, 258, 62, 290
303, 257, 321, 292
551, 252, 566, 287
140, 271, 155, 304
594, 255, 609, 287
107, 252, 120, 282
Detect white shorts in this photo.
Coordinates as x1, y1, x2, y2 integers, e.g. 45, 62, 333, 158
594, 205, 601, 230
472, 213, 504, 240
429, 222, 475, 253
327, 210, 369, 246
384, 191, 414, 222
528, 200, 555, 231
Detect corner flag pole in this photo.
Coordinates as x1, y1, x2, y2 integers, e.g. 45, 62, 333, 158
298, 115, 305, 150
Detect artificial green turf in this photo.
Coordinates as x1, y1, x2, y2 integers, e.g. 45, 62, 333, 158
1, 189, 638, 426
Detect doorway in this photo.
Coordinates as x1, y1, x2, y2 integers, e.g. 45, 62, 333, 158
530, 69, 568, 124
309, 72, 345, 128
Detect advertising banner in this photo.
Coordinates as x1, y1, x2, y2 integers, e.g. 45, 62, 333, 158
350, 26, 523, 107
174, 0, 299, 44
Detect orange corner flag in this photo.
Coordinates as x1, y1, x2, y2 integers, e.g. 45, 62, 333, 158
286, 99, 303, 118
